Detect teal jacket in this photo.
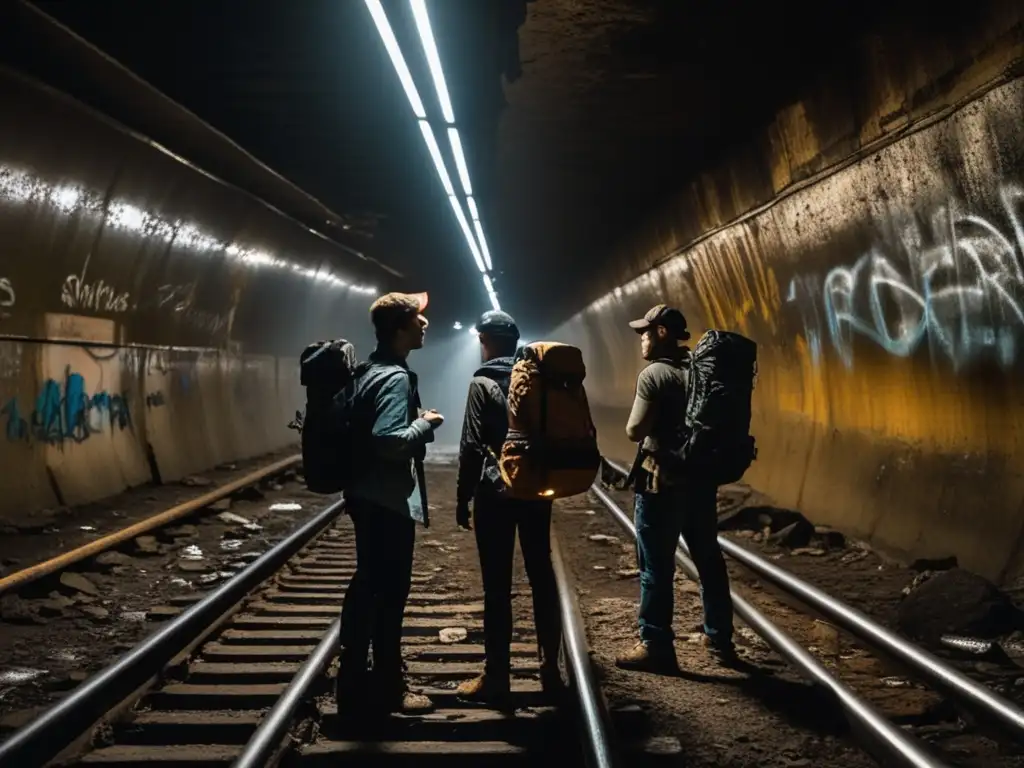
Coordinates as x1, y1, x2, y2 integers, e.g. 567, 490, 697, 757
345, 348, 435, 525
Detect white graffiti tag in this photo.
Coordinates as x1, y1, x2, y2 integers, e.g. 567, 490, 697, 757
821, 186, 1024, 370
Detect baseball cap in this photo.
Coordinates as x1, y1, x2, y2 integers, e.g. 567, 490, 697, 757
370, 291, 429, 331
628, 304, 690, 340
475, 310, 520, 339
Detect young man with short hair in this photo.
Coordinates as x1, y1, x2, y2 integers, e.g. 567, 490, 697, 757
616, 304, 736, 672
336, 291, 445, 715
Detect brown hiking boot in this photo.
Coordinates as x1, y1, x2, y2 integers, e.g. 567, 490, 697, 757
375, 681, 434, 714
456, 673, 513, 709
615, 641, 678, 673
701, 635, 740, 667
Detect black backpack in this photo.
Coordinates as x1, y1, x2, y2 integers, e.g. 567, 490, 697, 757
291, 339, 363, 495
680, 330, 758, 485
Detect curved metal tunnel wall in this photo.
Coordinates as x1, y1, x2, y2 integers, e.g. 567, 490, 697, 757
0, 69, 393, 520
551, 6, 1024, 583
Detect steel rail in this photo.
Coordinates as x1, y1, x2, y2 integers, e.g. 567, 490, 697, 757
591, 483, 947, 768
0, 454, 302, 597
603, 458, 1024, 741
0, 497, 345, 767
551, 529, 622, 768
233, 619, 341, 768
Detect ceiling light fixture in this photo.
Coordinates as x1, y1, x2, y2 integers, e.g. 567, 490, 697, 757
365, 0, 500, 310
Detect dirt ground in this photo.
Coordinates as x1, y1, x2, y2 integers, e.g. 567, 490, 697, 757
0, 446, 322, 722
556, 481, 1024, 768
4, 448, 1024, 767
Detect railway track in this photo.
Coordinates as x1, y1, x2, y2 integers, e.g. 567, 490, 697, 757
0, 492, 624, 768
590, 462, 1024, 767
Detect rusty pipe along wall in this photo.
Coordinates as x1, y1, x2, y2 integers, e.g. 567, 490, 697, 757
0, 68, 396, 520
551, 5, 1024, 584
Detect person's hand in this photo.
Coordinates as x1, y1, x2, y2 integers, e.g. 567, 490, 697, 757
422, 409, 444, 428
456, 500, 472, 531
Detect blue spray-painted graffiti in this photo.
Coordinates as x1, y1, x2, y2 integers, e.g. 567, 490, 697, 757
1, 366, 132, 445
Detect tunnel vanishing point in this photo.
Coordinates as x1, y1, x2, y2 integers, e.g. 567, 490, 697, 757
1, 1, 1023, 584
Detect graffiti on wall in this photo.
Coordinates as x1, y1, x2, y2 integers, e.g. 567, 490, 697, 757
789, 183, 1024, 371
0, 277, 14, 319
1, 365, 132, 445
61, 253, 131, 314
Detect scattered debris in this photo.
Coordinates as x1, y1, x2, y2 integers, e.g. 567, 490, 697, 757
93, 551, 135, 569
421, 540, 445, 548
880, 676, 912, 688
593, 565, 608, 571
181, 475, 214, 488
208, 498, 233, 512
588, 534, 618, 543
119, 611, 147, 622
231, 486, 265, 502
0, 668, 46, 686
439, 627, 468, 644
790, 547, 827, 557
80, 606, 110, 621
269, 503, 303, 512
164, 524, 198, 539
220, 539, 244, 551
134, 535, 160, 555
217, 512, 252, 527
59, 572, 99, 597
79, 525, 97, 532
898, 568, 1022, 643
269, 483, 284, 492
616, 569, 640, 579
767, 520, 814, 549
169, 578, 193, 589
180, 544, 204, 561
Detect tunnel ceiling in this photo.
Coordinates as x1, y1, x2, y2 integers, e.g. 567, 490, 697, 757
27, 0, 897, 332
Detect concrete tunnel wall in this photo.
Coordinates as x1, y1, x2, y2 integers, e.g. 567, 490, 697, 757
550, 2, 1024, 584
0, 68, 396, 521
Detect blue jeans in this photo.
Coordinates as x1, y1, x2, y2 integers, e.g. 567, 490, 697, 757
634, 484, 734, 648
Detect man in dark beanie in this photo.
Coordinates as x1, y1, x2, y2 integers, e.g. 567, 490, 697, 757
454, 310, 563, 706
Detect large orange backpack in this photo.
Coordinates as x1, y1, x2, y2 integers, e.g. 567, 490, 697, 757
498, 342, 601, 500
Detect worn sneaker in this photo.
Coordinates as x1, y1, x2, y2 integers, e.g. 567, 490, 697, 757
456, 673, 513, 709
614, 641, 679, 673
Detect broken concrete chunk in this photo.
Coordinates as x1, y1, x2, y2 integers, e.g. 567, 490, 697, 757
898, 568, 1022, 643
439, 627, 468, 644
80, 605, 110, 621
59, 572, 99, 596
93, 551, 135, 568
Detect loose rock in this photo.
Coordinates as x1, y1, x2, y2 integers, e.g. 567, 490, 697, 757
80, 605, 110, 621
93, 551, 135, 568
439, 627, 468, 644
134, 535, 160, 555
60, 572, 99, 596
181, 475, 214, 488
897, 568, 1022, 643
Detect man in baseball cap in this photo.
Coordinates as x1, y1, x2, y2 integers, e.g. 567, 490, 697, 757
455, 309, 563, 706
616, 303, 737, 672
337, 289, 444, 717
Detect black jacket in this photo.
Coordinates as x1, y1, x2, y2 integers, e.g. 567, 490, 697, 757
456, 356, 515, 506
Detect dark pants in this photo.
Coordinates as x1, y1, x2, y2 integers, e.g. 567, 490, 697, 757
634, 484, 734, 648
338, 499, 415, 689
474, 495, 562, 677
